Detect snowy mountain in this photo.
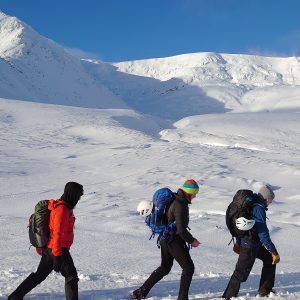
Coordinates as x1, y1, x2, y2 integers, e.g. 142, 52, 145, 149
0, 12, 126, 108
0, 11, 300, 300
84, 53, 300, 119
1, 11, 300, 119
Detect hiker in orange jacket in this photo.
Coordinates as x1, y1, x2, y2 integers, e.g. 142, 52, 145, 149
47, 197, 76, 257
8, 182, 84, 300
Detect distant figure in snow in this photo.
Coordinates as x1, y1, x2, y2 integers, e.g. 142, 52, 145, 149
130, 179, 201, 300
222, 184, 280, 299
8, 182, 84, 300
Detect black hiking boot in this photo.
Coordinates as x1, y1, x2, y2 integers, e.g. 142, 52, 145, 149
129, 288, 146, 299
7, 293, 23, 300
258, 289, 277, 297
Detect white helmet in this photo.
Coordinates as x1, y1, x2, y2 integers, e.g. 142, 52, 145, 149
235, 217, 255, 231
137, 201, 153, 216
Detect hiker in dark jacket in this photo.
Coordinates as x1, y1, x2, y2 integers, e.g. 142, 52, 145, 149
8, 182, 84, 300
222, 184, 280, 299
130, 179, 201, 300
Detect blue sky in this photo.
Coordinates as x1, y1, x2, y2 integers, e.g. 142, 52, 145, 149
1, 0, 300, 62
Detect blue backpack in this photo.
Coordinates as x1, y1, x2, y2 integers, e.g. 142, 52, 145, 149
145, 187, 176, 241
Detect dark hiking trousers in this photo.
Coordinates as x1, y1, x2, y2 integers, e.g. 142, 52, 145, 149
140, 237, 194, 300
222, 244, 276, 299
8, 248, 79, 300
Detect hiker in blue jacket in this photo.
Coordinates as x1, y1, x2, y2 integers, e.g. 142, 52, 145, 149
222, 185, 280, 299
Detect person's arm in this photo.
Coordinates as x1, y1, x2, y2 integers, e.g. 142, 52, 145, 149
174, 202, 195, 244
252, 205, 276, 252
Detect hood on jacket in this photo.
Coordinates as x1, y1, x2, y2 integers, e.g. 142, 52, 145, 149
60, 182, 83, 209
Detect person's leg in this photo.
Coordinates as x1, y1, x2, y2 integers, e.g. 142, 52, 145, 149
130, 239, 174, 299
256, 245, 276, 296
222, 247, 256, 299
134, 239, 174, 298
60, 249, 79, 300
8, 249, 53, 299
167, 239, 194, 300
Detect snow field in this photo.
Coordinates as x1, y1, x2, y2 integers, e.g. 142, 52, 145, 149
0, 99, 299, 299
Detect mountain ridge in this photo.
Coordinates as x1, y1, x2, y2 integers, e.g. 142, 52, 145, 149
1, 11, 300, 119
0, 11, 127, 109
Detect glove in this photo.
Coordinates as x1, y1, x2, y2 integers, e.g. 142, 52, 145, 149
233, 243, 240, 255
191, 239, 200, 248
271, 251, 280, 265
52, 255, 63, 272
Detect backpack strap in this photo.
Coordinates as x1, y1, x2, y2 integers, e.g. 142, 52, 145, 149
156, 236, 161, 248
149, 232, 156, 240
53, 200, 67, 209
228, 236, 235, 246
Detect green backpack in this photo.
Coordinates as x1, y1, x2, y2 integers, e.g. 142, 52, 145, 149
28, 200, 51, 248
28, 200, 66, 248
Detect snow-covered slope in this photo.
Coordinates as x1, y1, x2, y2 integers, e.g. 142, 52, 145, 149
114, 52, 300, 85
0, 98, 299, 299
1, 11, 300, 300
83, 52, 300, 119
0, 12, 126, 108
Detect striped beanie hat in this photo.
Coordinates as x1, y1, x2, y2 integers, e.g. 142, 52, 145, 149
182, 179, 199, 195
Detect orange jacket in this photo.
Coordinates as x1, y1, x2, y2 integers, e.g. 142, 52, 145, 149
47, 199, 75, 256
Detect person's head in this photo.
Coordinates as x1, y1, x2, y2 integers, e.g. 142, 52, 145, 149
61, 182, 84, 208
181, 179, 199, 202
258, 184, 275, 206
